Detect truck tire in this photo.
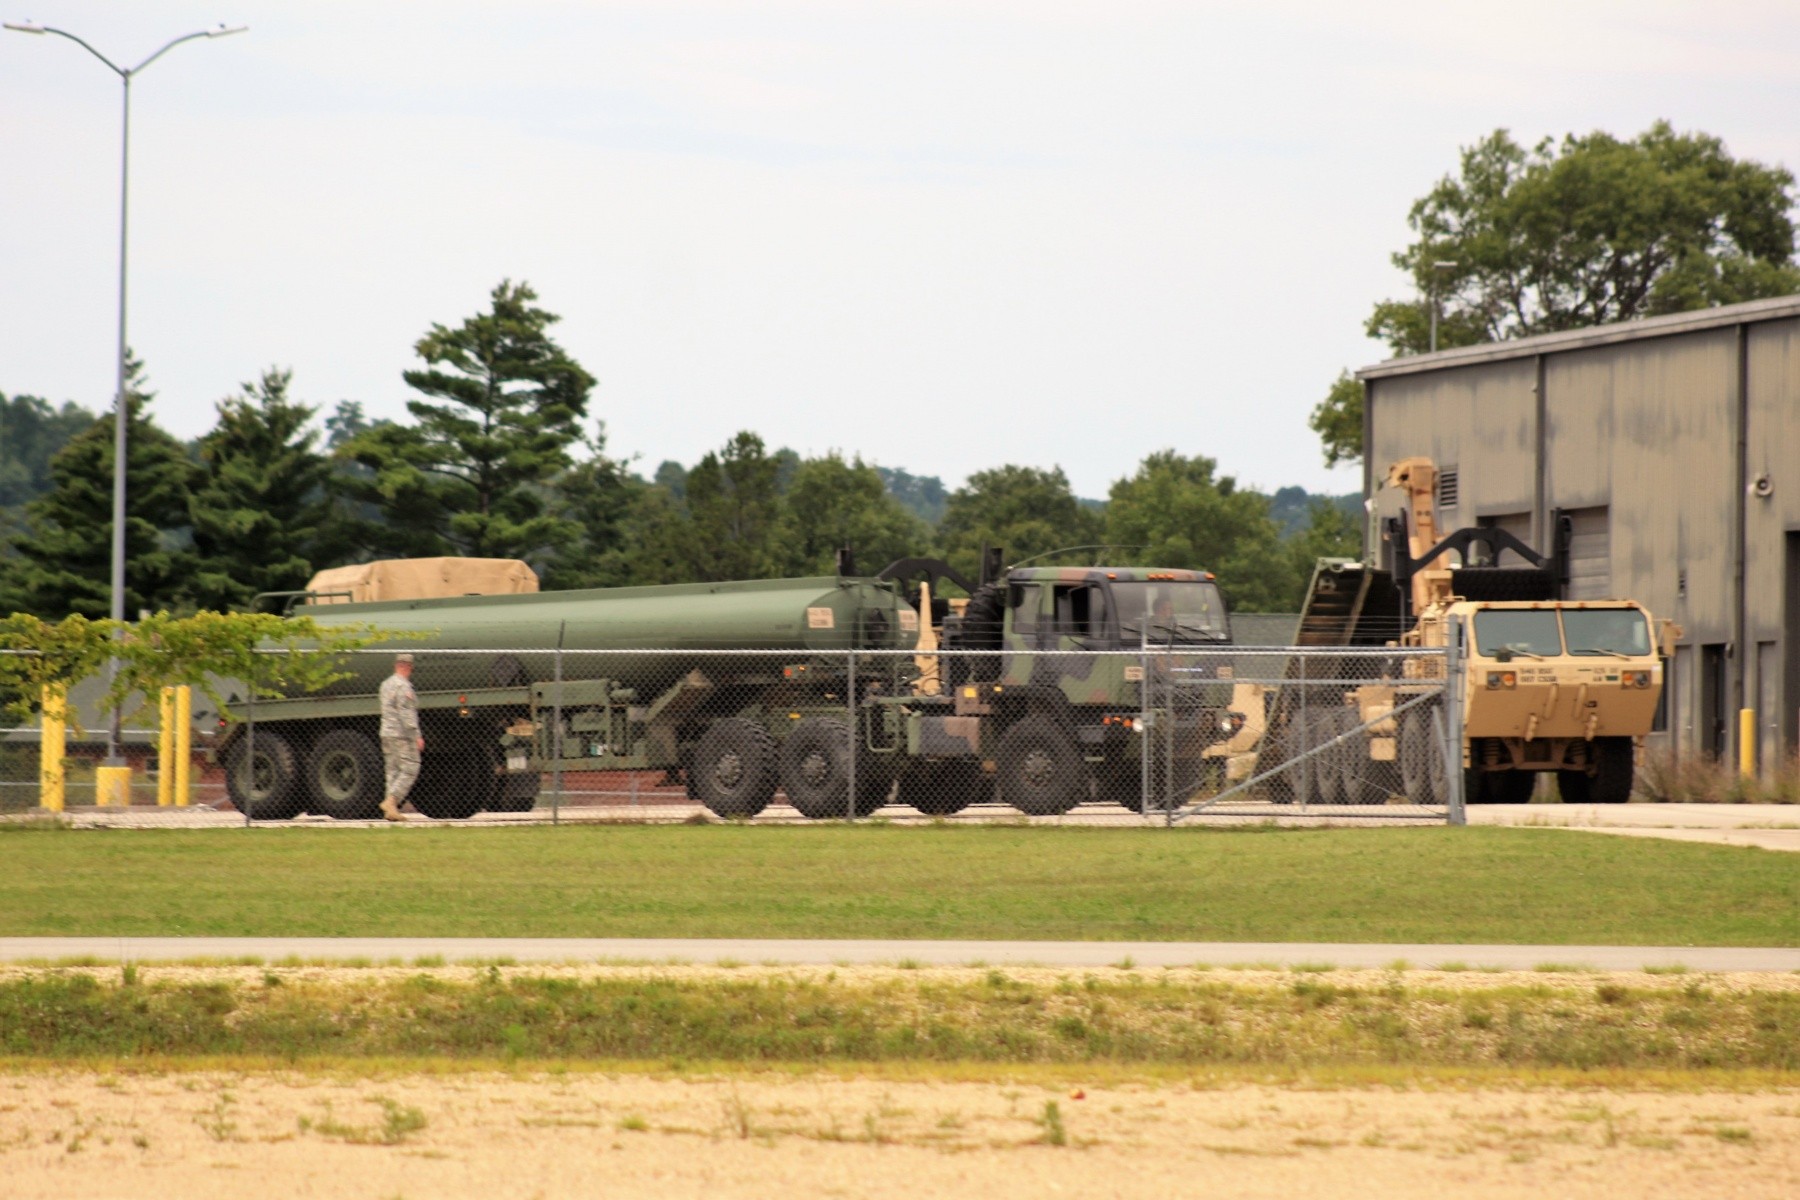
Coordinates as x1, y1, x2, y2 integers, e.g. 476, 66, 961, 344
410, 747, 484, 820
1097, 756, 1147, 811
779, 718, 886, 819
1560, 739, 1633, 804
900, 760, 984, 815
1311, 712, 1346, 806
997, 715, 1084, 815
956, 583, 1006, 683
305, 727, 384, 820
1590, 738, 1634, 803
1398, 707, 1446, 804
1262, 722, 1299, 804
692, 718, 778, 818
490, 769, 540, 812
1337, 710, 1390, 805
225, 728, 304, 820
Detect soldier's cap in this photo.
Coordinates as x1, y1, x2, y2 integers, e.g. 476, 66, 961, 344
394, 653, 415, 664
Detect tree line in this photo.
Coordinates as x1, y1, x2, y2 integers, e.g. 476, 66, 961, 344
1, 280, 1357, 620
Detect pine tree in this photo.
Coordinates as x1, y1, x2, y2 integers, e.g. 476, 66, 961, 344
2, 358, 198, 619
185, 368, 331, 612
339, 280, 595, 564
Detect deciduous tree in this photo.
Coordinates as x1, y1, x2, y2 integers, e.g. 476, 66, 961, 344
937, 465, 1101, 579
1102, 450, 1291, 612
1369, 122, 1800, 355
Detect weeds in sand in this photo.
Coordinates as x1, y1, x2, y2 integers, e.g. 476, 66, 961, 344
1037, 1100, 1067, 1146
2, 970, 1797, 1072
196, 1093, 238, 1142
299, 1097, 427, 1146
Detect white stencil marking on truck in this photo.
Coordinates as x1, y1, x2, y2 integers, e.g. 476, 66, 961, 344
806, 607, 835, 629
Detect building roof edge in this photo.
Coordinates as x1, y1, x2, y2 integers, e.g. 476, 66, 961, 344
1355, 293, 1800, 381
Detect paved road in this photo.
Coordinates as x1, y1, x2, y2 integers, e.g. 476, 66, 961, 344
2, 937, 1796, 972
1468, 802, 1800, 852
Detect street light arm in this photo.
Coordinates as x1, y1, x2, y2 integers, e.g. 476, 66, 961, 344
14, 24, 127, 76
131, 26, 243, 75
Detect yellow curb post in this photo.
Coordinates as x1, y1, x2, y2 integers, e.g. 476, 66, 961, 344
175, 685, 193, 806
158, 687, 175, 806
95, 765, 132, 807
1739, 708, 1756, 779
39, 685, 65, 813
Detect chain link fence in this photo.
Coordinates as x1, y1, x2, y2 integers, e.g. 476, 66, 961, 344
3, 643, 1462, 824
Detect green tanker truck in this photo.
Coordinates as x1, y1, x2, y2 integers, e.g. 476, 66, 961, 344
211, 556, 1235, 820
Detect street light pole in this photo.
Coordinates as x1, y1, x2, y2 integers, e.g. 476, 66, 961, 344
5, 20, 245, 764
1427, 259, 1458, 354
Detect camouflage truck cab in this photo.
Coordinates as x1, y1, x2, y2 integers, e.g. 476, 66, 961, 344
896, 566, 1236, 815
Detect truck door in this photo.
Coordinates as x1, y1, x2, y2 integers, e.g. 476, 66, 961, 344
1008, 582, 1046, 649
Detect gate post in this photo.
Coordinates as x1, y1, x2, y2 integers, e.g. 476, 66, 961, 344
846, 647, 858, 821
1443, 624, 1467, 826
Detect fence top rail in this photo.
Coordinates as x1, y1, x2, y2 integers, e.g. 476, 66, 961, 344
225, 645, 1448, 658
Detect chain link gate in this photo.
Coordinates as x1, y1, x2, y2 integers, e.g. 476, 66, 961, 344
1147, 645, 1464, 824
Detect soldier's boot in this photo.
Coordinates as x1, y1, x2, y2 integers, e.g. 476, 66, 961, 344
381, 796, 407, 822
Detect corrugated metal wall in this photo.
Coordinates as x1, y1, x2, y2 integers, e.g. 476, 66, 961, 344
1364, 315, 1799, 766
1745, 317, 1800, 764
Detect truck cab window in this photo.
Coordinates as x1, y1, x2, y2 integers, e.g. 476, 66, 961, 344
1474, 610, 1562, 658
1051, 584, 1109, 641
1561, 608, 1652, 657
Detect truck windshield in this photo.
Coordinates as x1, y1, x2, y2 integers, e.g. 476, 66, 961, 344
1475, 611, 1562, 657
1115, 581, 1229, 644
1562, 608, 1651, 656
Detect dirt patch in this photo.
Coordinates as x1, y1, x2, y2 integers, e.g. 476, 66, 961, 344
1, 1068, 1796, 1199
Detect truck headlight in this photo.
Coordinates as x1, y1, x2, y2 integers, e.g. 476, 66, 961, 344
1621, 670, 1651, 689
1486, 672, 1517, 690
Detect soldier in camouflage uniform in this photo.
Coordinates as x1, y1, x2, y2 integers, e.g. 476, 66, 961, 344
379, 653, 423, 822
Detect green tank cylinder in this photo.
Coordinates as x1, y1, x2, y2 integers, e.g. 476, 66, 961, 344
298, 575, 913, 697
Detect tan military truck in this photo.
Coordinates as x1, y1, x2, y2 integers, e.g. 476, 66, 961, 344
1265, 458, 1671, 805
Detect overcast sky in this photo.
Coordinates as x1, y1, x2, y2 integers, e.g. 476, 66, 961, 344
3, 1, 1797, 499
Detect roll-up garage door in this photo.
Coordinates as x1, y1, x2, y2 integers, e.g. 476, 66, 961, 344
1563, 506, 1611, 599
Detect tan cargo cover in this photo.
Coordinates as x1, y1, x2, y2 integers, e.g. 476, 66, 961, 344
305, 558, 539, 604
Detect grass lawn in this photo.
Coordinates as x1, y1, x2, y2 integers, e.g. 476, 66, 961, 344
0, 824, 1794, 945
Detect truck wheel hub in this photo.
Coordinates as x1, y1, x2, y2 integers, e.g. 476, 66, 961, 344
800, 751, 832, 787
321, 752, 357, 798
713, 752, 744, 790
1021, 748, 1055, 789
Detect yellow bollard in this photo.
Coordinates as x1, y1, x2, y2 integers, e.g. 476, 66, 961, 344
175, 686, 193, 807
158, 687, 175, 806
95, 765, 132, 807
1739, 708, 1756, 779
39, 685, 66, 813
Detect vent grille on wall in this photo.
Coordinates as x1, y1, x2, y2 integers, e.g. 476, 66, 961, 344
1437, 467, 1459, 510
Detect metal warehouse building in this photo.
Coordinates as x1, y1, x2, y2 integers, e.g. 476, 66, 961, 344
1357, 294, 1800, 771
